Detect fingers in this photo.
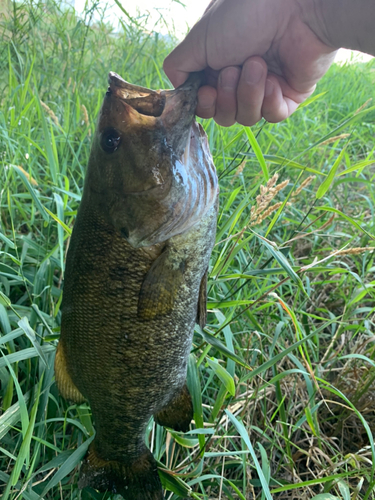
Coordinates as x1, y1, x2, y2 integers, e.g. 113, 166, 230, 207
196, 66, 242, 124
261, 74, 315, 123
236, 57, 267, 126
214, 66, 241, 126
261, 76, 290, 122
194, 57, 268, 125
196, 86, 217, 119
194, 58, 315, 126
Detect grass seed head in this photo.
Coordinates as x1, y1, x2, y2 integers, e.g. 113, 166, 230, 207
274, 179, 289, 192
250, 174, 289, 225
292, 175, 316, 197
40, 100, 59, 126
80, 104, 89, 126
320, 134, 350, 146
250, 202, 282, 226
332, 246, 375, 256
230, 159, 246, 184
80, 104, 91, 136
266, 172, 278, 189
354, 97, 373, 114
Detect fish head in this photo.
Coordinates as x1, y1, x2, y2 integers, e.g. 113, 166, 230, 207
86, 72, 218, 247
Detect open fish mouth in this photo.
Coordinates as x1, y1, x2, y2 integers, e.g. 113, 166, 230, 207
108, 72, 167, 116
107, 71, 202, 117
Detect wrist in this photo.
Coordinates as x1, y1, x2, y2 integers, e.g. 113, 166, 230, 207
298, 0, 375, 56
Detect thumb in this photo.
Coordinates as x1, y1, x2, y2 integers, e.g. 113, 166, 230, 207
163, 18, 209, 88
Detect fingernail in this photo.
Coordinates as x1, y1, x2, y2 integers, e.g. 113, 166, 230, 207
198, 93, 215, 109
265, 79, 274, 97
219, 68, 238, 91
244, 60, 263, 85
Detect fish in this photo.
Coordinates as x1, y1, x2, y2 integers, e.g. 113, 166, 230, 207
54, 72, 219, 500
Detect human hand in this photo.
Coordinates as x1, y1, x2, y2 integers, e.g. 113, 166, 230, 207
163, 0, 338, 127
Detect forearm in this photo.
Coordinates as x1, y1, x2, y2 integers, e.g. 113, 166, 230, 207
300, 0, 375, 56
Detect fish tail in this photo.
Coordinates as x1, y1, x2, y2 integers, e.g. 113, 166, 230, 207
79, 444, 164, 500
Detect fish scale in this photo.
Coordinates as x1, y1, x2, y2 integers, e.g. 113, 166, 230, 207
55, 72, 218, 499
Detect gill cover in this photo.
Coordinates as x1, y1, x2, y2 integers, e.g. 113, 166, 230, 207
85, 72, 218, 247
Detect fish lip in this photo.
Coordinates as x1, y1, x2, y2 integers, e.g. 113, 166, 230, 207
108, 72, 155, 95
107, 72, 166, 117
106, 71, 204, 120
107, 71, 204, 94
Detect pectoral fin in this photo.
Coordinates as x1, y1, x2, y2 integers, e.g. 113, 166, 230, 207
138, 250, 185, 320
196, 269, 208, 329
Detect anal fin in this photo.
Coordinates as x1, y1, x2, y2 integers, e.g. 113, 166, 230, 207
54, 341, 86, 404
154, 384, 193, 433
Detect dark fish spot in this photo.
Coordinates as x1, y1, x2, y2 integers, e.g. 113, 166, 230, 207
120, 227, 129, 239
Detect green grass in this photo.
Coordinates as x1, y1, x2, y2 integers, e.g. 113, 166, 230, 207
1, 1, 375, 499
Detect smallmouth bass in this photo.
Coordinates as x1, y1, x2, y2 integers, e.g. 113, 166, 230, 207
55, 72, 218, 499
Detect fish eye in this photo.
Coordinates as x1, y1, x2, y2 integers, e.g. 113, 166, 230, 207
101, 129, 121, 153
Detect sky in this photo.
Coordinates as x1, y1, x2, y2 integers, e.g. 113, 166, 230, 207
74, 0, 208, 37
74, 0, 374, 64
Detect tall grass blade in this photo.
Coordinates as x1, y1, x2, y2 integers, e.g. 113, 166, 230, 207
40, 434, 95, 496
2, 376, 42, 500
18, 316, 49, 367
11, 166, 49, 222
187, 354, 205, 450
195, 326, 251, 370
316, 145, 347, 199
244, 127, 269, 181
225, 410, 272, 500
315, 206, 375, 240
207, 358, 235, 396
253, 232, 304, 290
